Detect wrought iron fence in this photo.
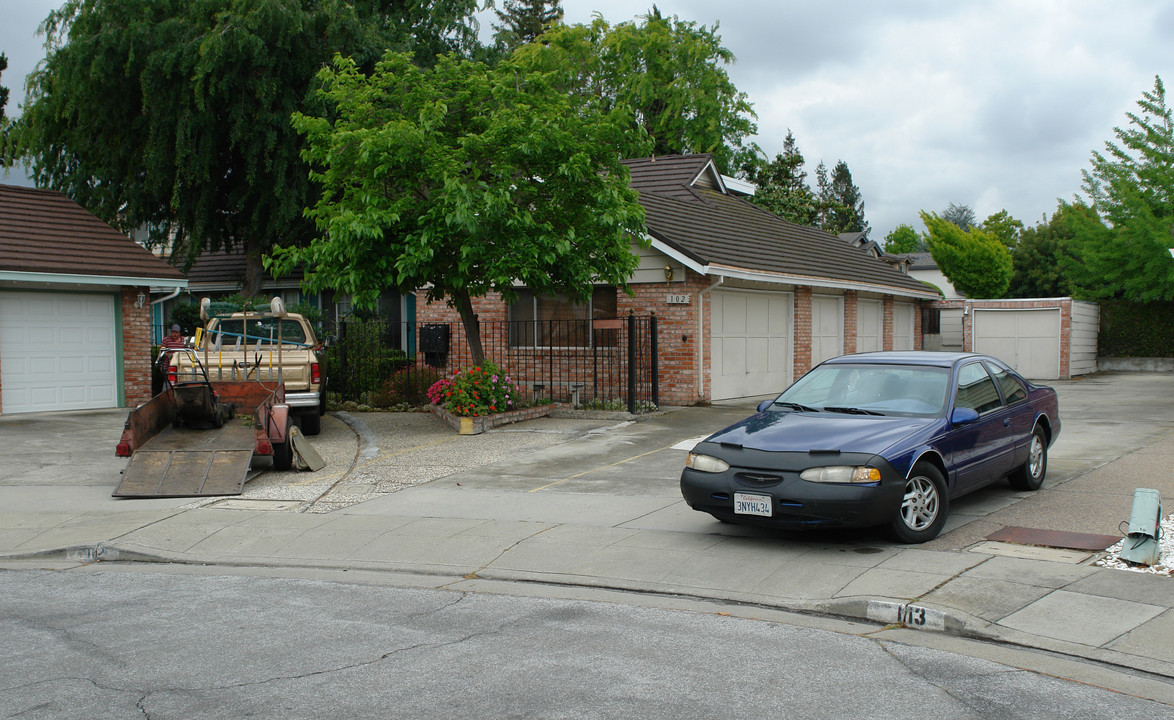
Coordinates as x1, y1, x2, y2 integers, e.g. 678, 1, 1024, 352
322, 315, 659, 412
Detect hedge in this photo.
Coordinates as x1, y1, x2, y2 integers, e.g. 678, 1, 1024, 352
1098, 300, 1174, 357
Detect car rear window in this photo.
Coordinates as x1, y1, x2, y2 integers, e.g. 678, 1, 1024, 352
210, 318, 308, 348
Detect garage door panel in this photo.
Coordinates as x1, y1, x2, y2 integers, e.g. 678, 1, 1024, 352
973, 309, 1060, 380
711, 290, 793, 400
1, 291, 119, 413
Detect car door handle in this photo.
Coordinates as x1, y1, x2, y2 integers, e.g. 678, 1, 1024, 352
1004, 418, 1011, 427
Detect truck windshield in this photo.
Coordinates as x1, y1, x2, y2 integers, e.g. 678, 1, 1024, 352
212, 318, 309, 347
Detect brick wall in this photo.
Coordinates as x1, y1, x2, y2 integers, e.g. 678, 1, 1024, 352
792, 287, 813, 381
843, 291, 858, 354
882, 295, 895, 351
121, 286, 154, 407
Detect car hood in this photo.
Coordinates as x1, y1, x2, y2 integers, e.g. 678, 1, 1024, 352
706, 411, 935, 455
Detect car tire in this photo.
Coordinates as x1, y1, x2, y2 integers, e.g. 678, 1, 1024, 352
1009, 425, 1047, 491
298, 410, 321, 437
889, 462, 949, 544
273, 418, 293, 471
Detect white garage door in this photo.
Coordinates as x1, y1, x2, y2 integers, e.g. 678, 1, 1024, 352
710, 289, 792, 400
0, 291, 118, 413
973, 309, 1060, 380
811, 295, 843, 365
893, 302, 915, 351
857, 299, 882, 352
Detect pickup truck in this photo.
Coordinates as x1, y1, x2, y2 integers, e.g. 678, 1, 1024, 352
168, 300, 326, 435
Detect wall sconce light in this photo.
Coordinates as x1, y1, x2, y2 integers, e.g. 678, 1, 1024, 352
664, 264, 674, 282
134, 290, 146, 310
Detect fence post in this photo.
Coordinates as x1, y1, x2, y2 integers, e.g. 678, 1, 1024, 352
650, 313, 659, 408
627, 311, 636, 414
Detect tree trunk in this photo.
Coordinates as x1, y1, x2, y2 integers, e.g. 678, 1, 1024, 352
452, 287, 485, 366
243, 247, 266, 299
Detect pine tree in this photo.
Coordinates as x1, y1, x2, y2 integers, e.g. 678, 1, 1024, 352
941, 202, 977, 230
746, 130, 817, 225
825, 160, 869, 236
494, 0, 564, 50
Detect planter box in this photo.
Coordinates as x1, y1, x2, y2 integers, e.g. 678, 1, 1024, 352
428, 402, 555, 435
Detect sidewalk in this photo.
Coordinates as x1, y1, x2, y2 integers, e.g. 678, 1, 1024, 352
1, 375, 1173, 692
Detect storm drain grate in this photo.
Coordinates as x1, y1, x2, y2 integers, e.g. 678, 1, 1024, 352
986, 526, 1119, 551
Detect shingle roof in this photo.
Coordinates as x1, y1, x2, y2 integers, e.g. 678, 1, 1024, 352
0, 184, 184, 283
622, 155, 933, 297
183, 247, 304, 287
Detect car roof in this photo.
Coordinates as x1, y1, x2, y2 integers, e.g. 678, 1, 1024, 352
821, 351, 985, 368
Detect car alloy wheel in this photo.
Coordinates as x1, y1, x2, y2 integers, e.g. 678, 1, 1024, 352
890, 461, 949, 543
1009, 426, 1047, 491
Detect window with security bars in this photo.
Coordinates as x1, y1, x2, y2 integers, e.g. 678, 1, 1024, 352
508, 287, 618, 347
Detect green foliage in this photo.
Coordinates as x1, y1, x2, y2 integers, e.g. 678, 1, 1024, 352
745, 130, 817, 226
167, 302, 203, 334
1072, 76, 1174, 301
1098, 300, 1174, 357
883, 224, 926, 253
1006, 204, 1082, 299
12, 0, 479, 295
494, 0, 563, 50
981, 210, 1023, 249
824, 160, 869, 236
0, 52, 7, 120
1083, 76, 1174, 227
428, 361, 524, 416
270, 50, 647, 364
513, 9, 758, 174
921, 211, 1012, 298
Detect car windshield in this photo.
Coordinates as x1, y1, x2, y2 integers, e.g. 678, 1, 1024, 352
774, 363, 950, 417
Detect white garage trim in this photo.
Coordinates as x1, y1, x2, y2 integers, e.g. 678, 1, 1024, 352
710, 288, 793, 400
972, 308, 1061, 380
0, 290, 120, 413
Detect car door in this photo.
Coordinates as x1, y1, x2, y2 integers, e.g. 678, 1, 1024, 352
983, 361, 1034, 468
949, 361, 1016, 493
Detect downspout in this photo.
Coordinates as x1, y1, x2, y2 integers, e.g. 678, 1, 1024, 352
149, 287, 183, 345
696, 275, 724, 400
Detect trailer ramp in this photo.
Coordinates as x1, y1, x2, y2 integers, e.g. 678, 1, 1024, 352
114, 422, 256, 498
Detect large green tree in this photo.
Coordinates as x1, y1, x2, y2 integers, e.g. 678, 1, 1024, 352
13, 0, 479, 294
1074, 75, 1174, 301
0, 52, 8, 120
514, 8, 757, 173
268, 51, 649, 364
824, 159, 869, 236
744, 130, 817, 225
981, 209, 1023, 249
922, 211, 1012, 298
493, 0, 563, 50
1006, 205, 1083, 298
883, 224, 926, 254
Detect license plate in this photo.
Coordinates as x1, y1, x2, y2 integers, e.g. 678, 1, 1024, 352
734, 492, 772, 517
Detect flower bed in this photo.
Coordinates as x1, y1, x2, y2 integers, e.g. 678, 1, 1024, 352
428, 401, 556, 435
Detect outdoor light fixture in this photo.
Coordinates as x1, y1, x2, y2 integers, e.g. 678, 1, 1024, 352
664, 264, 674, 282
135, 290, 146, 309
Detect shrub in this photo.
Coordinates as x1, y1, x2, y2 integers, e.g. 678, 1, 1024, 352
428, 360, 524, 416
373, 366, 441, 408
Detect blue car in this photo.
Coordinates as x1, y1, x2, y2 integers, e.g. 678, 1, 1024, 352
680, 351, 1060, 543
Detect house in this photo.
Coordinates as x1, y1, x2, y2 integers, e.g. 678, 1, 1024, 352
416, 154, 940, 404
897, 252, 962, 299
0, 184, 186, 414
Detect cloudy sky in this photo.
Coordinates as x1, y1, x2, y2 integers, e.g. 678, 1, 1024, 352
3, 1, 1171, 238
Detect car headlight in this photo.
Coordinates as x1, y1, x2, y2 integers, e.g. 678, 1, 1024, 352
800, 466, 881, 484
685, 453, 730, 473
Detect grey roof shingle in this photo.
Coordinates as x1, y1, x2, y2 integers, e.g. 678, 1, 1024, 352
0, 184, 184, 283
622, 155, 933, 296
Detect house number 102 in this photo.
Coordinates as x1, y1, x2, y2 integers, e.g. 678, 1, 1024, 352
666, 294, 692, 304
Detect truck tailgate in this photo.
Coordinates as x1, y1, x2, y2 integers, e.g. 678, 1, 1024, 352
114, 423, 256, 497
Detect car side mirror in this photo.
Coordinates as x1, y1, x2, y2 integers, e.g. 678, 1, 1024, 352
757, 399, 773, 413
951, 407, 980, 425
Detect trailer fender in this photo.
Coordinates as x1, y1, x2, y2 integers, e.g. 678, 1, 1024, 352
268, 403, 291, 444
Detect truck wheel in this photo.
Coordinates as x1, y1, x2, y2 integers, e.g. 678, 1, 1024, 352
298, 411, 321, 437
273, 418, 293, 471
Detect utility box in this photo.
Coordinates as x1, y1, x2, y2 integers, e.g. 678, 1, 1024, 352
1119, 488, 1162, 566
